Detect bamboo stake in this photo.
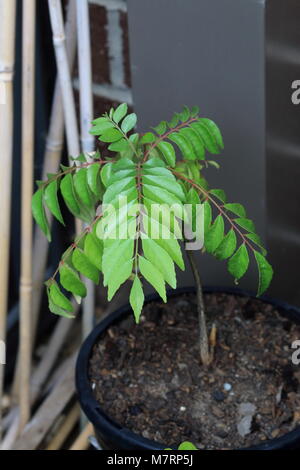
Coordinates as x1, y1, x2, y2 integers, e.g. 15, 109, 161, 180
69, 422, 93, 450
19, 0, 36, 432
48, 0, 80, 158
76, 0, 95, 339
46, 403, 79, 450
11, 0, 77, 403
0, 0, 17, 436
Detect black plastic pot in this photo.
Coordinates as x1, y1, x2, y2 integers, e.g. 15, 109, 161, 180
76, 286, 300, 450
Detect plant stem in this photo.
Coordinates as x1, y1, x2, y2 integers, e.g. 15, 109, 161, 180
186, 249, 211, 366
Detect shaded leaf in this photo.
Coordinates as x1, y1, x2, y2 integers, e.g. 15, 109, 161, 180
121, 113, 137, 133
113, 103, 128, 123
139, 255, 166, 302
130, 276, 144, 323
59, 263, 87, 297
228, 244, 249, 280
32, 188, 51, 241
254, 250, 273, 296
214, 229, 237, 260
72, 248, 100, 283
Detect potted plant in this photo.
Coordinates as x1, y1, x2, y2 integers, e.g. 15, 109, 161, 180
32, 104, 300, 450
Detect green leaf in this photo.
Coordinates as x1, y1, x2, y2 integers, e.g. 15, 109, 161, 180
190, 106, 200, 117
60, 173, 81, 218
87, 163, 102, 197
179, 127, 205, 160
142, 237, 176, 288
153, 237, 184, 270
204, 200, 212, 235
113, 103, 128, 123
48, 297, 74, 318
245, 233, 267, 256
130, 276, 144, 323
103, 176, 135, 205
74, 168, 93, 208
168, 132, 196, 161
200, 118, 224, 149
140, 132, 156, 144
142, 185, 183, 216
223, 203, 246, 218
152, 121, 167, 135
72, 248, 100, 283
234, 217, 255, 233
32, 188, 51, 241
49, 281, 74, 313
59, 264, 87, 297
121, 113, 137, 133
254, 250, 273, 296
142, 174, 185, 201
102, 239, 135, 285
108, 139, 130, 152
191, 122, 219, 154
179, 106, 190, 122
205, 214, 224, 253
210, 188, 226, 203
167, 113, 179, 128
143, 157, 166, 169
84, 232, 103, 270
139, 256, 166, 302
143, 165, 175, 180
178, 441, 198, 450
157, 141, 176, 167
214, 229, 237, 260
99, 128, 123, 143
113, 158, 136, 171
228, 244, 249, 280
44, 180, 64, 224
100, 163, 113, 187
90, 121, 114, 135
107, 259, 133, 301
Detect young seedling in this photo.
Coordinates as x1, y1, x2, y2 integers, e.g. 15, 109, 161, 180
32, 104, 273, 366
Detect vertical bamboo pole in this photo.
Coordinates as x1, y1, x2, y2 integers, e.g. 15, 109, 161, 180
76, 0, 95, 339
31, 0, 77, 341
48, 0, 80, 158
19, 0, 36, 431
10, 0, 77, 406
0, 0, 17, 435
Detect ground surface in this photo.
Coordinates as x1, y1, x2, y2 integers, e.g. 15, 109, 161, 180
89, 292, 300, 449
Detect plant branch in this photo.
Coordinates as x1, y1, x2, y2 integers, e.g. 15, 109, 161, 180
171, 169, 255, 253
185, 249, 211, 366
143, 117, 198, 162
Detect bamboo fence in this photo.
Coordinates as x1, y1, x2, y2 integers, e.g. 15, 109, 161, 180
0, 0, 17, 436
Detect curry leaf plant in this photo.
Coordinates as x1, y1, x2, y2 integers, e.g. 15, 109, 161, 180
32, 103, 273, 365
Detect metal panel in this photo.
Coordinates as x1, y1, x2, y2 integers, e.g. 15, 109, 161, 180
127, 0, 266, 292
266, 0, 300, 305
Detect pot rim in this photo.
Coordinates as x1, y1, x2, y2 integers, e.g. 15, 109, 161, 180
75, 285, 300, 450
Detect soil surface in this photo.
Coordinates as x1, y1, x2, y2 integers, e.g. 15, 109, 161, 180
89, 292, 300, 449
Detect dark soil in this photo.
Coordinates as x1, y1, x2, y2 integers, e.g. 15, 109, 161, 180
89, 292, 300, 449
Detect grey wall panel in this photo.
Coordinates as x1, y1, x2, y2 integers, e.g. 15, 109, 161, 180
127, 0, 266, 292
266, 0, 300, 305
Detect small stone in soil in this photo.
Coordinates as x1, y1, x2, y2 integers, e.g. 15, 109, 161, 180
223, 383, 232, 391
129, 405, 143, 416
212, 390, 226, 402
